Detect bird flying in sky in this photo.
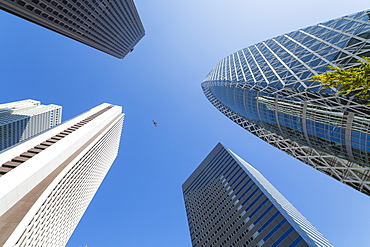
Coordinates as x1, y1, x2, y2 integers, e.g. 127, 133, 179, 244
152, 120, 158, 127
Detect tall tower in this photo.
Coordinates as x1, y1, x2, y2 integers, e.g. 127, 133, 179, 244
0, 0, 145, 58
202, 10, 370, 195
183, 143, 332, 247
0, 103, 124, 246
0, 99, 62, 152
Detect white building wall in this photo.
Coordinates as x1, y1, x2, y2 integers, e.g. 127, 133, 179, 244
0, 100, 62, 151
12, 113, 123, 246
0, 103, 123, 246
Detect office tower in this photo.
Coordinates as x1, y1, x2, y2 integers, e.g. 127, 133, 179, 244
0, 103, 124, 246
0, 99, 62, 152
0, 0, 145, 58
202, 10, 370, 195
183, 143, 332, 247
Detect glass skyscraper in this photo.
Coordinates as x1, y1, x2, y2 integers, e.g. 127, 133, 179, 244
183, 143, 332, 247
0, 0, 145, 58
202, 10, 370, 195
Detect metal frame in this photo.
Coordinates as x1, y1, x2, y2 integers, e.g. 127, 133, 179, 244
201, 10, 370, 195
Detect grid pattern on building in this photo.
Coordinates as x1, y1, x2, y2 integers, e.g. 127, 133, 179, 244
0, 105, 113, 177
0, 100, 62, 152
183, 144, 332, 247
0, 99, 40, 117
0, 0, 145, 58
201, 10, 370, 195
0, 103, 123, 246
14, 114, 123, 246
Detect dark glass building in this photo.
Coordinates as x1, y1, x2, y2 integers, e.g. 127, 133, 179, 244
183, 143, 332, 247
0, 0, 145, 58
202, 10, 370, 195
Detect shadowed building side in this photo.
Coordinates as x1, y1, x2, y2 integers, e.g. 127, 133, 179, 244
0, 99, 62, 152
183, 143, 332, 247
0, 0, 145, 58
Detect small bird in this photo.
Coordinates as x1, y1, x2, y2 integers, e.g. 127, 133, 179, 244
152, 120, 158, 127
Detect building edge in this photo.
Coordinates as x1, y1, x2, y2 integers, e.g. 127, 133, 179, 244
183, 143, 332, 247
3, 110, 124, 246
0, 103, 123, 245
224, 146, 332, 247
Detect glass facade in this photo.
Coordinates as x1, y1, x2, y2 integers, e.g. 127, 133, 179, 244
0, 0, 145, 58
182, 143, 332, 247
202, 10, 370, 195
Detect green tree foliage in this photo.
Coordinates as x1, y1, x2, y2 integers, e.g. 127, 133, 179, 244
311, 57, 370, 99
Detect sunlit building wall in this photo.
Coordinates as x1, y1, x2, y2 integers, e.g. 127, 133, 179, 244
183, 143, 332, 247
0, 103, 124, 246
202, 10, 370, 195
0, 0, 145, 58
0, 99, 62, 152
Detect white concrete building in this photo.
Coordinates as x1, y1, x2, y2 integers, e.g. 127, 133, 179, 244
0, 99, 62, 152
0, 103, 124, 246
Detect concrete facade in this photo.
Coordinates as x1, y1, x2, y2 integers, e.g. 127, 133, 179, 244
0, 103, 124, 246
0, 99, 62, 152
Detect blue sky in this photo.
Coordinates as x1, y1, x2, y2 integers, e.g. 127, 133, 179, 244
1, 1, 370, 246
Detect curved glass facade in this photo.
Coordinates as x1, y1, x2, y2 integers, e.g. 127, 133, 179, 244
202, 10, 370, 195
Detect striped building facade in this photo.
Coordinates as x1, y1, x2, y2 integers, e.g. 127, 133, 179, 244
0, 0, 145, 58
0, 99, 62, 152
0, 103, 123, 246
183, 143, 332, 247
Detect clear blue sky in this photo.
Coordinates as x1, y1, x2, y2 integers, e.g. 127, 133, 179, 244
1, 1, 370, 246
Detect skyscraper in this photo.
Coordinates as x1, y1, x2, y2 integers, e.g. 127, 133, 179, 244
0, 0, 145, 58
183, 143, 332, 247
202, 10, 370, 195
0, 103, 124, 246
0, 99, 62, 152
